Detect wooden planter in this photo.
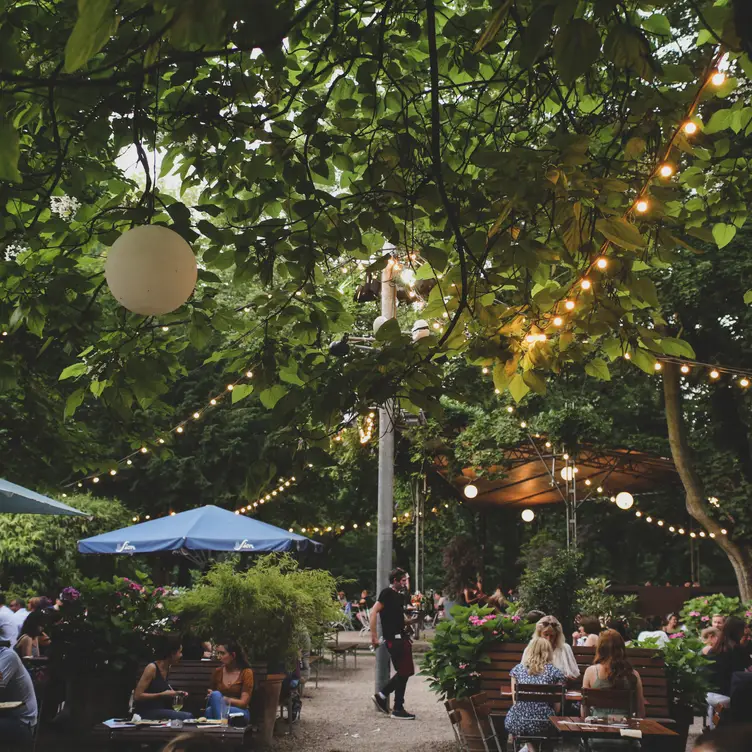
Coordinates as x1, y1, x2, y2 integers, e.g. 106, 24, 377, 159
669, 703, 695, 752
254, 673, 285, 746
65, 674, 132, 729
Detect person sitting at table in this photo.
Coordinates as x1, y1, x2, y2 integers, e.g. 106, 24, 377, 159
0, 643, 38, 748
664, 612, 682, 635
463, 578, 485, 607
505, 636, 566, 752
13, 611, 46, 659
358, 589, 372, 609
637, 615, 669, 646
133, 635, 192, 721
533, 615, 580, 680
573, 616, 601, 647
206, 641, 253, 723
486, 584, 508, 613
702, 627, 720, 655
705, 616, 750, 729
581, 629, 645, 719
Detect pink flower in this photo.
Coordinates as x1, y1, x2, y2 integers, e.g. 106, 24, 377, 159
459, 663, 468, 669
492, 631, 499, 635
669, 632, 684, 639
703, 600, 708, 605
701, 616, 710, 622
511, 615, 521, 622
689, 611, 700, 617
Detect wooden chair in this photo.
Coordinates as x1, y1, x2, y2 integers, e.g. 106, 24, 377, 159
580, 686, 635, 718
509, 683, 566, 752
446, 707, 470, 752
469, 692, 505, 752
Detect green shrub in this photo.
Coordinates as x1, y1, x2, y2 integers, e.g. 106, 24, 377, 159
575, 577, 639, 625
172, 555, 340, 668
680, 594, 747, 634
421, 605, 534, 699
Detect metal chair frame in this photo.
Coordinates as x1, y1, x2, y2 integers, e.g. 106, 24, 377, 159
509, 683, 566, 752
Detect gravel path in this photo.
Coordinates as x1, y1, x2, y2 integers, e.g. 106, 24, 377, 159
272, 652, 455, 752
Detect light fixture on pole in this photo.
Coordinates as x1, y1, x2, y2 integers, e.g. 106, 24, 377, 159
560, 466, 575, 482
463, 483, 478, 499
521, 508, 535, 522
615, 492, 634, 510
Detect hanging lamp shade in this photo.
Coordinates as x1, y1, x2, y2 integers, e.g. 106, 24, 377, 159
105, 225, 197, 315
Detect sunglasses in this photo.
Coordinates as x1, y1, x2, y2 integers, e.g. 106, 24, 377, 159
540, 620, 561, 628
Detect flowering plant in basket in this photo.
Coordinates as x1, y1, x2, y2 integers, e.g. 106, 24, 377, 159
421, 605, 534, 700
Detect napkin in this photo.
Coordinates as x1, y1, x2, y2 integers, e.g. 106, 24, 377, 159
620, 729, 642, 739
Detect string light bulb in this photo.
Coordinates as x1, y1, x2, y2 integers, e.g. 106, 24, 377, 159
659, 163, 674, 178
193, 412, 200, 419
681, 365, 690, 374
596, 257, 607, 270
464, 484, 478, 499
654, 362, 662, 371
683, 121, 698, 135
109, 469, 117, 476
564, 300, 575, 311
635, 199, 649, 213
581, 278, 592, 290
710, 70, 726, 86
227, 384, 234, 391
176, 426, 184, 433
710, 369, 720, 379
553, 317, 563, 327
740, 378, 750, 388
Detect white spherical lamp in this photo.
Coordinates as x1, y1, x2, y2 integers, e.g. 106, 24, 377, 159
560, 466, 575, 481
463, 483, 478, 499
521, 508, 535, 522
411, 319, 430, 342
615, 492, 634, 510
105, 225, 197, 315
373, 315, 388, 333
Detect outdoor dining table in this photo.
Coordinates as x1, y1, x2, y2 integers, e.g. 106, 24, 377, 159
501, 689, 583, 701
549, 716, 677, 739
92, 721, 251, 748
0, 701, 24, 715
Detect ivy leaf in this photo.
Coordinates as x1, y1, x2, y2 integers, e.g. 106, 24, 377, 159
259, 385, 287, 409
660, 337, 695, 359
554, 19, 602, 84
64, 389, 85, 419
712, 223, 736, 249
509, 373, 530, 403
59, 363, 87, 380
584, 358, 611, 381
631, 349, 657, 375
231, 384, 253, 404
0, 121, 21, 183
596, 217, 645, 250
64, 0, 119, 73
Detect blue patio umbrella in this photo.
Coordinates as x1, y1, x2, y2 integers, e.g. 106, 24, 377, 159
0, 478, 87, 516
78, 504, 322, 555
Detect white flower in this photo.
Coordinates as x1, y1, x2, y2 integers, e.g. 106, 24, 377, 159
50, 195, 81, 219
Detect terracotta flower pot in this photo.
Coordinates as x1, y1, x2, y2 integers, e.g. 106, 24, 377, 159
255, 673, 285, 746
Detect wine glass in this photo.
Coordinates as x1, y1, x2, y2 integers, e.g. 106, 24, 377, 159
172, 693, 184, 713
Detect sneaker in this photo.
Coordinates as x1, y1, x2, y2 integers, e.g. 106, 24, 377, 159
391, 708, 416, 720
372, 694, 390, 715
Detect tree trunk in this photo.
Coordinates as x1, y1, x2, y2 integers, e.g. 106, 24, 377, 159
662, 361, 752, 600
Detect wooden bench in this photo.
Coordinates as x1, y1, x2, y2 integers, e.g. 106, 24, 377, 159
142, 659, 221, 718
478, 643, 675, 725
92, 722, 251, 749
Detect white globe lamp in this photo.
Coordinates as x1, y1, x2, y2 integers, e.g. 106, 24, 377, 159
560, 466, 575, 481
521, 508, 535, 522
463, 483, 478, 499
615, 492, 634, 510
411, 319, 430, 342
373, 315, 388, 333
105, 225, 197, 315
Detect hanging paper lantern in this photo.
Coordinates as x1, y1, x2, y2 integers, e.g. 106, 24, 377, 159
105, 225, 197, 315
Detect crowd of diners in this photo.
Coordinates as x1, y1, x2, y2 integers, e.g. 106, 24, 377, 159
503, 609, 752, 752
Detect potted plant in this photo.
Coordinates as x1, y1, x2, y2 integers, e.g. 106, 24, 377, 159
173, 555, 339, 744
679, 593, 747, 634
633, 634, 710, 751
50, 577, 173, 728
422, 604, 534, 735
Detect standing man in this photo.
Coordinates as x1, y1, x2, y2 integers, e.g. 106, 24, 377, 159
370, 567, 416, 720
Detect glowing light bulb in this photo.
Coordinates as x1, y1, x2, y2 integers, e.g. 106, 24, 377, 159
109, 469, 117, 476
659, 163, 674, 178
690, 532, 696, 538
596, 257, 607, 270
710, 369, 719, 379
521, 509, 535, 522
624, 353, 631, 360
482, 367, 489, 374
506, 406, 514, 413
92, 477, 99, 483
683, 121, 698, 135
581, 278, 592, 290
141, 447, 148, 454
520, 421, 527, 428
545, 441, 552, 448
711, 71, 726, 86
162, 326, 169, 332
635, 199, 649, 213
210, 399, 217, 406
741, 378, 750, 388
699, 531, 706, 537
654, 362, 662, 371
721, 528, 728, 535
564, 300, 575, 311
340, 525, 345, 530
597, 486, 603, 493
616, 492, 634, 510
246, 370, 253, 378
657, 520, 664, 526
585, 479, 591, 486
464, 484, 478, 499
563, 453, 569, 460
681, 365, 690, 374
193, 412, 200, 419
646, 516, 652, 522
158, 438, 165, 444
176, 426, 183, 433
669, 526, 675, 532
525, 334, 536, 343
127, 459, 132, 465
227, 384, 234, 391
553, 316, 563, 327
635, 511, 642, 517
678, 528, 685, 534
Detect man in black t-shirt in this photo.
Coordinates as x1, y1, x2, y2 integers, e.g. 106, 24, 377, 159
369, 567, 416, 720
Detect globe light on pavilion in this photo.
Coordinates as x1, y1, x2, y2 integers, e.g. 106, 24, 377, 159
464, 483, 478, 499
411, 319, 430, 342
615, 492, 634, 510
373, 315, 388, 333
521, 508, 535, 523
560, 466, 575, 482
105, 225, 197, 315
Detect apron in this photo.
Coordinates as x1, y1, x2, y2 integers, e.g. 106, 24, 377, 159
386, 638, 415, 677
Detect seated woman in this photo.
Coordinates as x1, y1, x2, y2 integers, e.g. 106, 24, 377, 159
704, 616, 751, 728
133, 635, 192, 721
573, 616, 600, 647
505, 636, 566, 752
14, 611, 46, 658
206, 642, 253, 723
701, 627, 719, 655
534, 615, 580, 680
581, 629, 646, 719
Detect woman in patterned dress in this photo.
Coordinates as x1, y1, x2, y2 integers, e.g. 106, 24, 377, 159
505, 636, 566, 751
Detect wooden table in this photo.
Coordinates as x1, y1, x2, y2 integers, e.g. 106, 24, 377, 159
92, 721, 251, 748
501, 689, 583, 701
550, 716, 677, 738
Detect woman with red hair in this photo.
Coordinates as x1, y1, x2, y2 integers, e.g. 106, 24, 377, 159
581, 629, 645, 719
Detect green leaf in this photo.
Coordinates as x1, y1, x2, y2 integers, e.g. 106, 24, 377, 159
64, 389, 85, 419
64, 0, 119, 73
660, 337, 695, 359
554, 19, 602, 84
509, 373, 530, 403
59, 363, 87, 380
604, 24, 655, 80
231, 384, 253, 404
522, 370, 546, 394
744, 290, 752, 305
584, 358, 611, 381
631, 349, 657, 375
259, 385, 287, 409
473, 0, 513, 53
596, 217, 645, 250
623, 137, 646, 160
712, 223, 736, 249
375, 318, 402, 343
0, 121, 21, 183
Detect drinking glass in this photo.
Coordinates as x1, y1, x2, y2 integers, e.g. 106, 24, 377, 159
172, 694, 184, 713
